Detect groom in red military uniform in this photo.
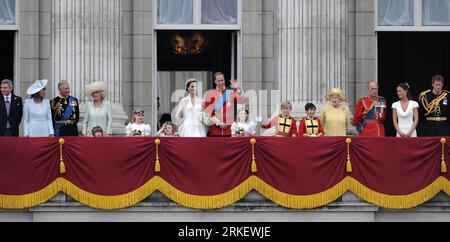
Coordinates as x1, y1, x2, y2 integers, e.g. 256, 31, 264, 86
353, 81, 387, 137
205, 72, 245, 137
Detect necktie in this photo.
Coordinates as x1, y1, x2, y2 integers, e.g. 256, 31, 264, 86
5, 97, 10, 110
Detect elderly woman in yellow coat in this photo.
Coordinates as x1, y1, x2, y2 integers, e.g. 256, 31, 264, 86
322, 88, 351, 136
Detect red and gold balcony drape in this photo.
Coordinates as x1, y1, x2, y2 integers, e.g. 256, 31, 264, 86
0, 137, 449, 210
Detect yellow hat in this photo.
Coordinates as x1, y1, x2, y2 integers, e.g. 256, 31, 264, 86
325, 88, 347, 102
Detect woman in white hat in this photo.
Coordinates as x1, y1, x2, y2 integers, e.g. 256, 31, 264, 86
175, 78, 206, 137
24, 79, 54, 137
82, 81, 112, 136
322, 88, 351, 136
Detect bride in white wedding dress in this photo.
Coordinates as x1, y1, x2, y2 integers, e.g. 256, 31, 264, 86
176, 79, 207, 137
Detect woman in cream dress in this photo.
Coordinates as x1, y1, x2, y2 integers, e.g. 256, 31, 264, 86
82, 81, 112, 136
322, 88, 351, 136
392, 83, 419, 137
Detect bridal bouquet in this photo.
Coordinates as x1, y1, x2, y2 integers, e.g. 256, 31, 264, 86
234, 126, 245, 136
131, 129, 143, 137
198, 112, 213, 126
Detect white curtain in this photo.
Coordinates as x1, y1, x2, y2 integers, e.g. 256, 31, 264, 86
157, 0, 193, 24
423, 0, 450, 26
378, 0, 414, 26
0, 0, 15, 25
202, 0, 237, 24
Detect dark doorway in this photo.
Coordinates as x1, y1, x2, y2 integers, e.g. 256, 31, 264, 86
157, 30, 235, 87
156, 30, 238, 122
0, 31, 15, 82
378, 32, 450, 136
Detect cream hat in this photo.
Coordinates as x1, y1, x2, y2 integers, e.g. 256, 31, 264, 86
84, 81, 108, 97
325, 88, 347, 101
27, 79, 48, 95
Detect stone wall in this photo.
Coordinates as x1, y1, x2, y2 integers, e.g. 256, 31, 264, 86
349, 0, 377, 111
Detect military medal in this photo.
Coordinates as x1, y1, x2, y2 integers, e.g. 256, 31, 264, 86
227, 102, 232, 108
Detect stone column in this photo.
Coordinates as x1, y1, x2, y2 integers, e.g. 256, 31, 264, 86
278, 0, 348, 116
51, 0, 128, 134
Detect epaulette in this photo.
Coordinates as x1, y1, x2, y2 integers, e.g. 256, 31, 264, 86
420, 90, 431, 97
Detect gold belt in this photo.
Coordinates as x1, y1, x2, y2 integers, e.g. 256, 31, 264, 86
55, 120, 75, 125
426, 117, 448, 122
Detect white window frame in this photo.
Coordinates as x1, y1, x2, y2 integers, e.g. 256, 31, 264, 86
375, 0, 450, 31
0, 0, 20, 92
153, 0, 242, 30
0, 0, 19, 30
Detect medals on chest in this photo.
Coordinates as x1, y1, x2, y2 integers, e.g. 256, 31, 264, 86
70, 100, 77, 107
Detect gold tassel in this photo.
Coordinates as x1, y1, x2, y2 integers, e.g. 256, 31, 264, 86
155, 161, 161, 173
252, 160, 258, 173
250, 139, 257, 173
60, 161, 66, 174
346, 138, 352, 173
347, 161, 353, 173
442, 138, 447, 173
441, 161, 447, 173
59, 139, 66, 175
154, 139, 161, 173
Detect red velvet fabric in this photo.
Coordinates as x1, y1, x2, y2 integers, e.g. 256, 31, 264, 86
0, 137, 448, 198
350, 137, 442, 194
0, 138, 59, 195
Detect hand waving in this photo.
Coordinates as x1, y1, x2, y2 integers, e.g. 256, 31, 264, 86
230, 80, 239, 90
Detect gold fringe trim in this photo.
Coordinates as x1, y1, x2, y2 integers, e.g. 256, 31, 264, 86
349, 177, 445, 209
253, 177, 350, 209
156, 176, 254, 210
0, 178, 63, 209
61, 179, 159, 210
2, 177, 450, 210
441, 177, 450, 195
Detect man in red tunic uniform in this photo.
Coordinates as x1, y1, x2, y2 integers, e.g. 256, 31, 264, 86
353, 81, 387, 137
261, 101, 298, 137
299, 103, 324, 137
204, 72, 246, 137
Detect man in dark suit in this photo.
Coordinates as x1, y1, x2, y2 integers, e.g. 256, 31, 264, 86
0, 79, 23, 136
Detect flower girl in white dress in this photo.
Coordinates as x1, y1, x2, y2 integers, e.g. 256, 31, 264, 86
126, 109, 152, 137
231, 109, 257, 137
392, 83, 419, 137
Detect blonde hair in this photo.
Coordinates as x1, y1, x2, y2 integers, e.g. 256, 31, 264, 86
280, 101, 292, 110
130, 109, 145, 124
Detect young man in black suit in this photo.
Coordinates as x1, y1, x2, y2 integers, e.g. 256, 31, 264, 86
0, 79, 23, 137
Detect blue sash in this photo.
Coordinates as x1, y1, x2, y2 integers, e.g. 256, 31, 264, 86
357, 97, 385, 133
55, 96, 75, 136
214, 90, 233, 114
